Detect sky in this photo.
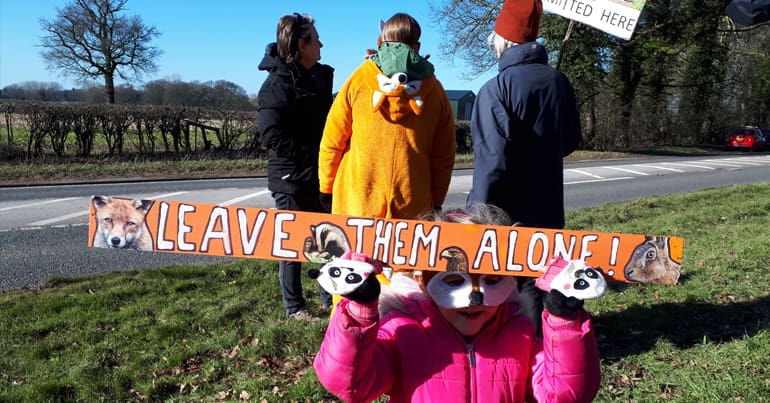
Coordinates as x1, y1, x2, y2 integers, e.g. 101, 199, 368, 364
0, 0, 499, 96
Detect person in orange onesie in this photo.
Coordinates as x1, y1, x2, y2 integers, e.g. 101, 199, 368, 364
318, 12, 456, 220
318, 12, 456, 310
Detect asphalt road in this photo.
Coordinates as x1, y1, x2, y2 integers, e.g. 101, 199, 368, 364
2, 153, 770, 291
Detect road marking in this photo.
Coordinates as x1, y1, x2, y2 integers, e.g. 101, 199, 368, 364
221, 190, 271, 206
565, 177, 633, 185
0, 222, 90, 233
633, 164, 684, 173
567, 169, 604, 179
602, 166, 648, 176
26, 192, 189, 227
0, 197, 79, 212
694, 160, 743, 168
662, 162, 717, 170
148, 191, 188, 199
29, 210, 89, 226
717, 158, 762, 166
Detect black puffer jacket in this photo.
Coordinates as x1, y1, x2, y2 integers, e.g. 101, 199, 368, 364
257, 43, 334, 194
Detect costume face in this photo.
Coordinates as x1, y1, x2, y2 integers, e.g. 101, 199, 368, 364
426, 272, 517, 309
423, 271, 514, 336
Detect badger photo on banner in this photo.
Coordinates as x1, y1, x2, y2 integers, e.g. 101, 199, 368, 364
543, 0, 647, 40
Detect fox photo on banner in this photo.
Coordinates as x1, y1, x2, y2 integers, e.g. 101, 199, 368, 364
543, 0, 647, 40
88, 196, 685, 285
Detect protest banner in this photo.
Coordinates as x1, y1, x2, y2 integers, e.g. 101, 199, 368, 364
88, 196, 684, 285
543, 0, 647, 40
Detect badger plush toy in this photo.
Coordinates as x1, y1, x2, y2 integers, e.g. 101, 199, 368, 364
308, 251, 383, 297
535, 257, 607, 300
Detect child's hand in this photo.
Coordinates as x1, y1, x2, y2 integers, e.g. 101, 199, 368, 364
345, 274, 381, 303
544, 289, 584, 318
307, 251, 383, 302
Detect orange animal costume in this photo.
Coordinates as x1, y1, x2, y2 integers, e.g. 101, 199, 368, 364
318, 56, 456, 219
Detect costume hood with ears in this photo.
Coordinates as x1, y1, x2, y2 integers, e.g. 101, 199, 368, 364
494, 0, 543, 43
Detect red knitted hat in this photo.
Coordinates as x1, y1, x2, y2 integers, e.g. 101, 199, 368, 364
493, 0, 543, 43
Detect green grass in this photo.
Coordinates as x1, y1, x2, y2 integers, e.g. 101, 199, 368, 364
568, 184, 770, 402
2, 186, 769, 402
0, 262, 335, 402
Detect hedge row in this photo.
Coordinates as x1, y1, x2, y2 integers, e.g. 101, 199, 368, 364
0, 101, 259, 159
0, 100, 472, 162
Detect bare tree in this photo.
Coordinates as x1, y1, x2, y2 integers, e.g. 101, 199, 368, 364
428, 0, 502, 79
39, 0, 161, 104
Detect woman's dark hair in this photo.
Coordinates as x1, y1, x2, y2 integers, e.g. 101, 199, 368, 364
276, 13, 315, 63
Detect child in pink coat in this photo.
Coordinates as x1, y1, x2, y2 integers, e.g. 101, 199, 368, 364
313, 204, 602, 402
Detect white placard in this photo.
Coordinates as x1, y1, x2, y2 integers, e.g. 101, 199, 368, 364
543, 0, 646, 40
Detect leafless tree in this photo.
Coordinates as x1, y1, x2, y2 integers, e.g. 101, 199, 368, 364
428, 0, 502, 79
39, 0, 161, 104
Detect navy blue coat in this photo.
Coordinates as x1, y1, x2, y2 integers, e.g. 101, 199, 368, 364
724, 0, 770, 25
468, 42, 581, 229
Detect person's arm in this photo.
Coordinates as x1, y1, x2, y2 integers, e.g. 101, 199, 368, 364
313, 298, 396, 402
528, 309, 601, 403
527, 258, 603, 401
468, 82, 511, 205
318, 75, 355, 195
429, 81, 457, 208
257, 80, 296, 157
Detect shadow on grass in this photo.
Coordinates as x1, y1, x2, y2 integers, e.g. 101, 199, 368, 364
594, 292, 770, 361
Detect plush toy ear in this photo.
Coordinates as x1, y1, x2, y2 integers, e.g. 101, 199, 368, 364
535, 257, 607, 300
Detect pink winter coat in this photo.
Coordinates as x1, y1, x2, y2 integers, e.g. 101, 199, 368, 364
314, 294, 600, 402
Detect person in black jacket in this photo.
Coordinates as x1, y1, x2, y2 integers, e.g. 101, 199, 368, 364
257, 12, 333, 321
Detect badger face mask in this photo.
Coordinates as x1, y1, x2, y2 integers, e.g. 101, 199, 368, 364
426, 272, 517, 309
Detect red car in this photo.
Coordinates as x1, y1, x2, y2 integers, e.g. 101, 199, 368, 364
725, 127, 768, 151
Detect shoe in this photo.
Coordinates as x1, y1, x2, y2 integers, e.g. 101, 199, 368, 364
320, 303, 333, 314
288, 309, 321, 322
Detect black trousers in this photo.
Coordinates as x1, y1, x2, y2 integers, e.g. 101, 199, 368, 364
273, 192, 333, 314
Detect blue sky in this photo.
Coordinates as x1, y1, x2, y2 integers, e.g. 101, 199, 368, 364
0, 0, 498, 96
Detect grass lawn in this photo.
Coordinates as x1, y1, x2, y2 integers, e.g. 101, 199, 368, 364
1, 182, 769, 401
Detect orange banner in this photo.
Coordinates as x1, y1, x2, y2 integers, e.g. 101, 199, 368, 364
88, 196, 684, 285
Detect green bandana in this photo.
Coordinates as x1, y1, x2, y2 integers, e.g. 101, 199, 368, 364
370, 42, 434, 81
